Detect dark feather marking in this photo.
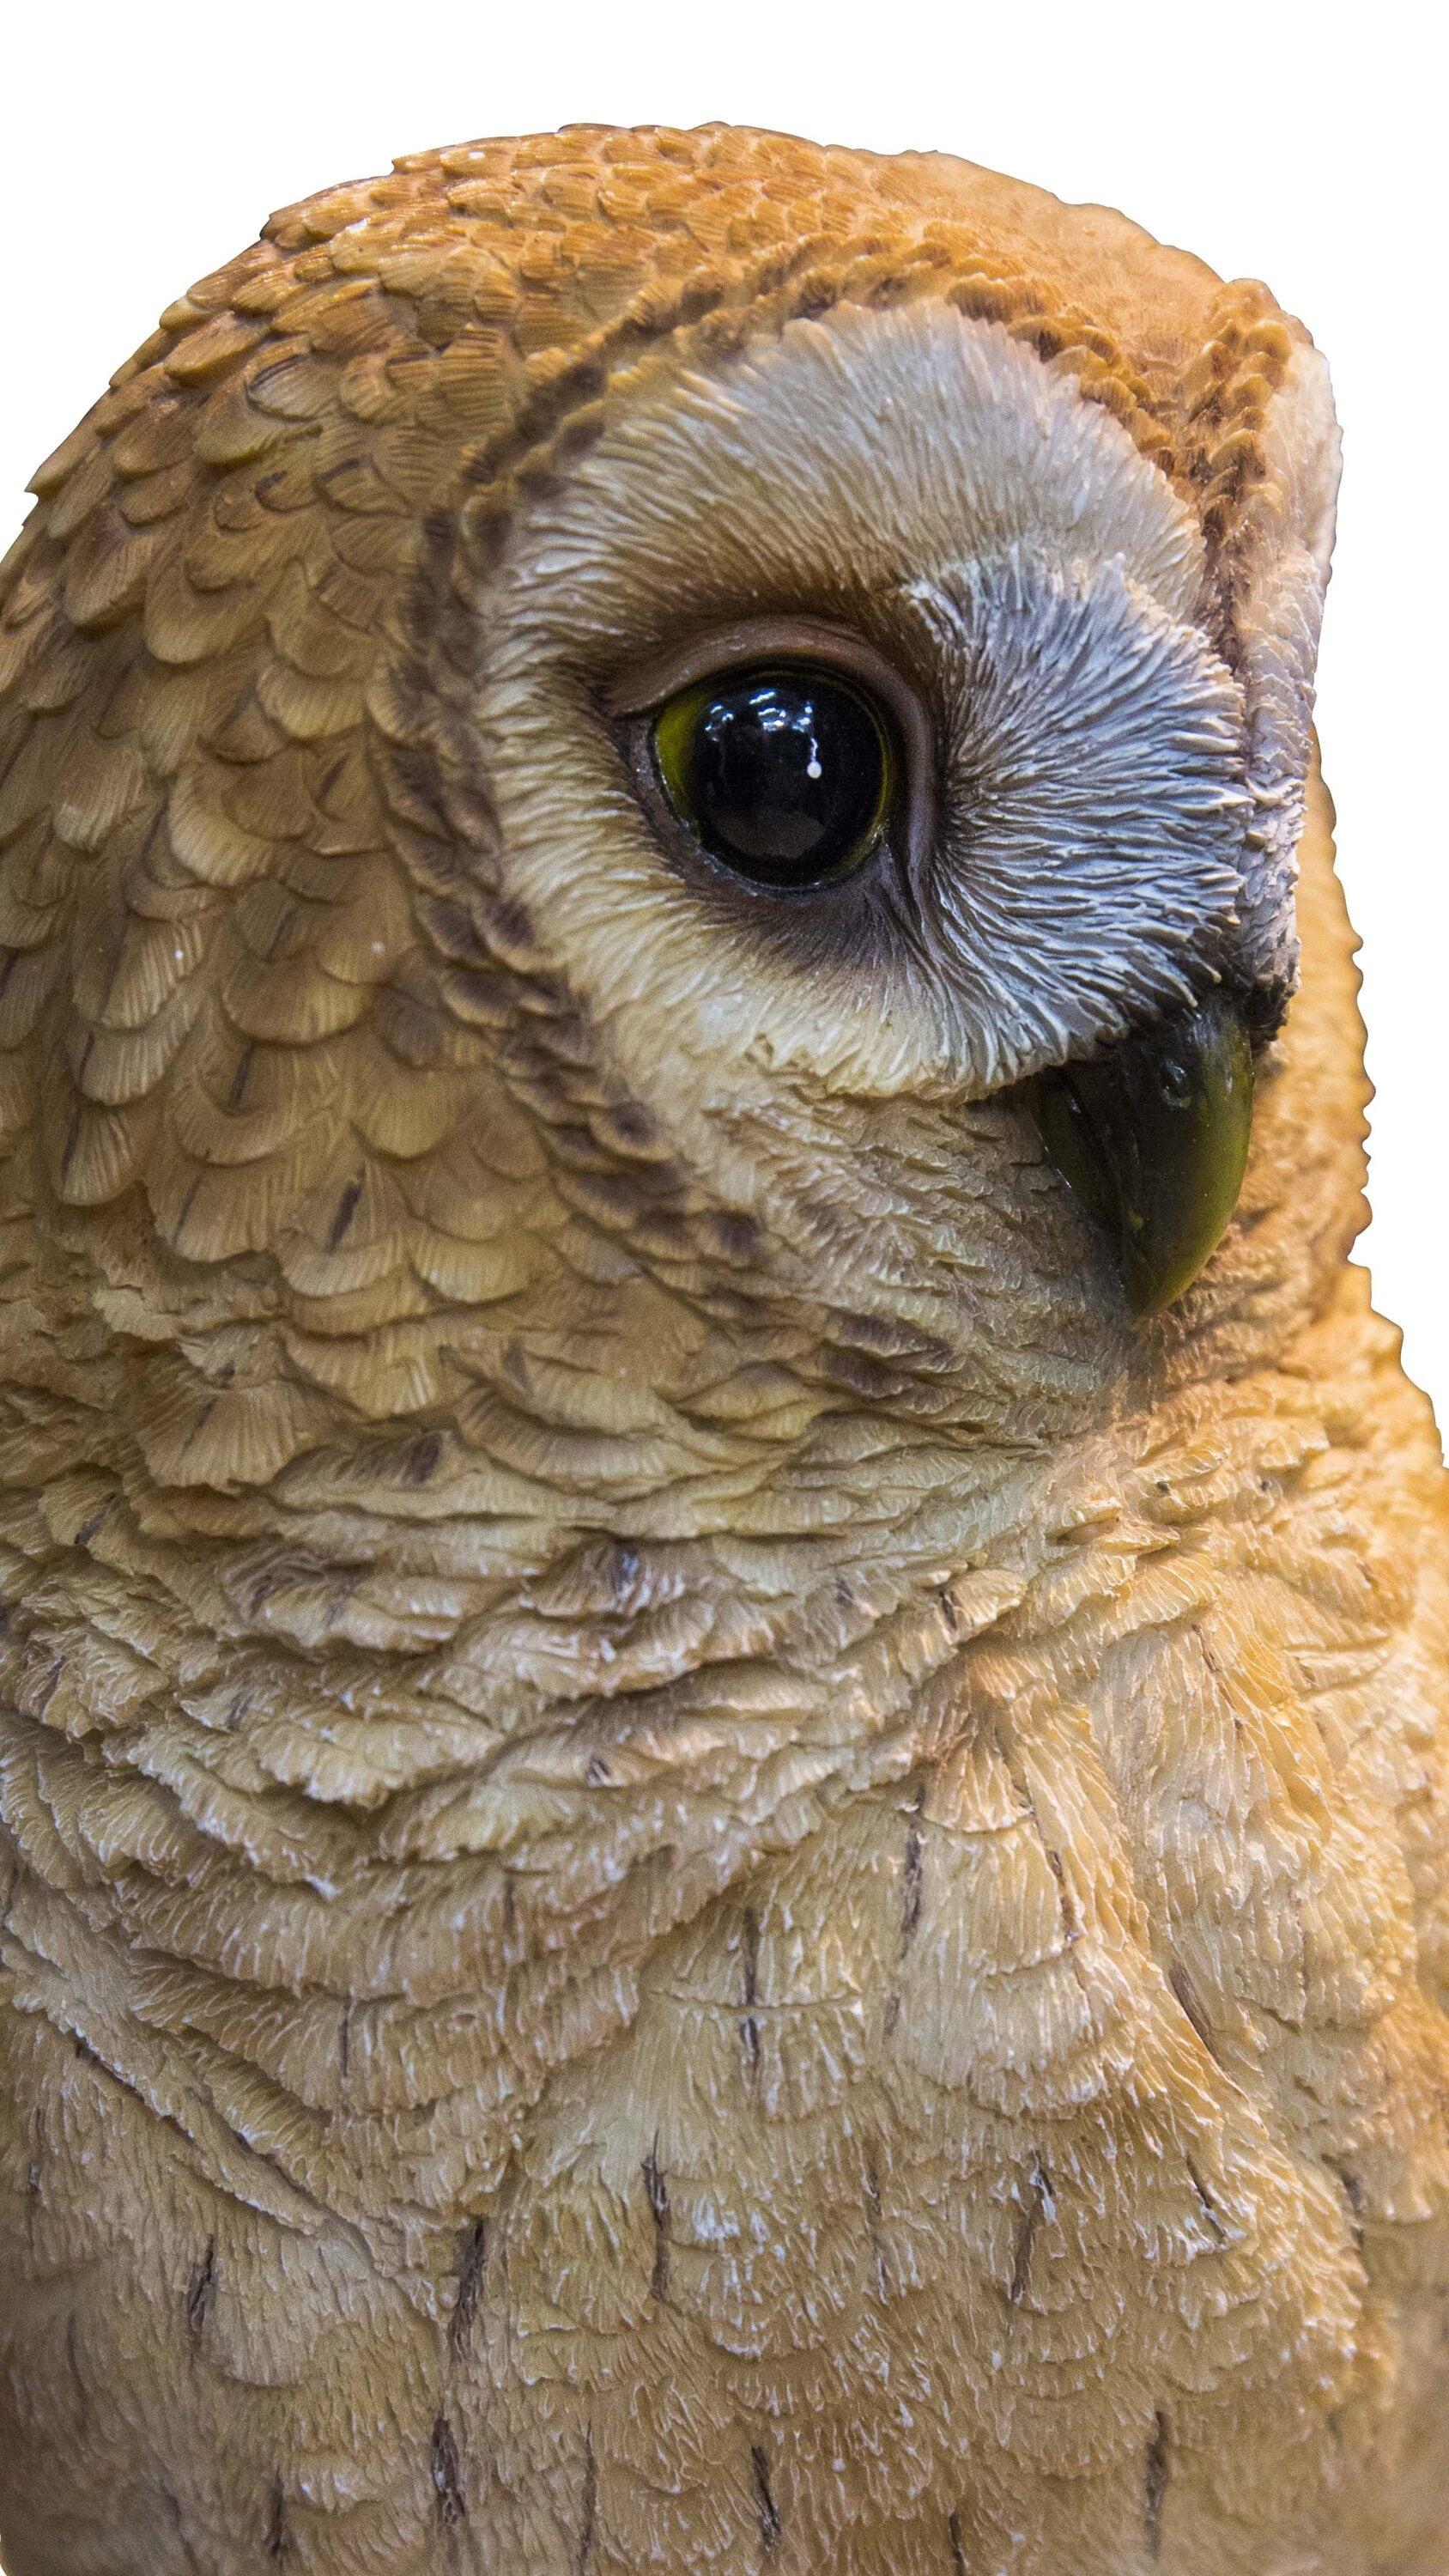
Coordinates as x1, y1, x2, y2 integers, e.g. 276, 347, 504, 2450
740, 1905, 761, 2079
751, 2445, 781, 2555
901, 1820, 924, 1950
1329, 2162, 1367, 2252
327, 1173, 365, 1250
741, 1907, 760, 2007
864, 2156, 889, 2302
1039, 1832, 1074, 1935
948, 2508, 968, 2573
577, 2428, 597, 2573
1009, 2160, 1054, 2307
1184, 2153, 1228, 2245
404, 1431, 443, 1486
179, 1398, 218, 1456
1334, 2162, 1366, 2215
708, 1206, 761, 1262
430, 2413, 467, 2527
643, 2139, 670, 2300
1168, 1962, 1220, 2059
992, 1728, 1077, 1942
185, 2237, 217, 2350
266, 2476, 290, 2563
450, 2218, 490, 2366
1144, 2413, 1170, 2561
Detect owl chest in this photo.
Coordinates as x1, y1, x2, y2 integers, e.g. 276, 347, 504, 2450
6, 1399, 1449, 2575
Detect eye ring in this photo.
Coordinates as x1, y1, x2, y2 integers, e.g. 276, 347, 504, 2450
609, 616, 937, 892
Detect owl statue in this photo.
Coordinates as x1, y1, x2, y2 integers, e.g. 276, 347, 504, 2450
2, 121, 1446, 2576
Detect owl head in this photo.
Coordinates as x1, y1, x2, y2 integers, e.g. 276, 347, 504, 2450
0, 125, 1354, 1546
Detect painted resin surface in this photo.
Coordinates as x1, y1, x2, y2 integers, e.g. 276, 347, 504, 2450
1, 125, 1446, 2576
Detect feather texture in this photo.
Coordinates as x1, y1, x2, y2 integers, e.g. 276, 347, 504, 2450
0, 125, 1442, 2576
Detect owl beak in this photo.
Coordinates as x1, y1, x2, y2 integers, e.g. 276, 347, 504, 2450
1030, 991, 1255, 1318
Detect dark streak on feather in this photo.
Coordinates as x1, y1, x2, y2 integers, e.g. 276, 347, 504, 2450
185, 2237, 217, 2350
741, 1906, 760, 2007
1185, 2153, 1228, 2245
901, 1820, 924, 1950
327, 1173, 365, 1250
1334, 2162, 1366, 2215
1330, 2161, 1367, 2251
404, 1431, 443, 1486
1144, 2413, 1170, 2561
1009, 2161, 1053, 2307
740, 1905, 761, 2078
1168, 1962, 1219, 2058
863, 2156, 890, 2301
751, 2445, 781, 2555
643, 2138, 670, 2300
430, 2413, 467, 2527
266, 2476, 289, 2562
577, 2428, 597, 2573
450, 2218, 489, 2366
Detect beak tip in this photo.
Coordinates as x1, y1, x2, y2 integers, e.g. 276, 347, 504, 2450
1032, 992, 1255, 1321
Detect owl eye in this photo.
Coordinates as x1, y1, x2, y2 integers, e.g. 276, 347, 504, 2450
650, 664, 894, 891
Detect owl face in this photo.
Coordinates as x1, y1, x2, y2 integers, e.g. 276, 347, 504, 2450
449, 291, 1337, 1322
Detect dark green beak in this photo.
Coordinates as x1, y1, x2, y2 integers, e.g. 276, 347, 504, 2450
1030, 991, 1254, 1318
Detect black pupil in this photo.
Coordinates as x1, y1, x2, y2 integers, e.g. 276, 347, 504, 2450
667, 669, 886, 888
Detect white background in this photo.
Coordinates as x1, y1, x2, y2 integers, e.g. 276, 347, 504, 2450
1, 1, 1442, 1409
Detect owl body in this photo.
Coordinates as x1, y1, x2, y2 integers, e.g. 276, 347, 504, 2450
0, 125, 1446, 2576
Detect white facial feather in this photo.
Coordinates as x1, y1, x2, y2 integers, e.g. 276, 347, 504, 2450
903, 549, 1246, 1083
